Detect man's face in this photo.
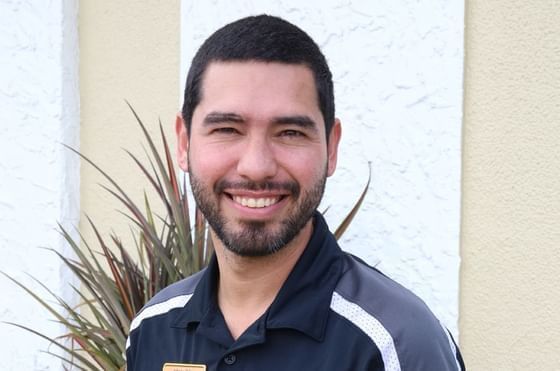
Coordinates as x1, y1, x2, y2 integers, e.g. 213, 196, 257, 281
176, 61, 340, 256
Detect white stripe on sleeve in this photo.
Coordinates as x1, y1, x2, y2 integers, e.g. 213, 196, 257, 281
440, 321, 462, 371
126, 294, 193, 349
330, 291, 402, 371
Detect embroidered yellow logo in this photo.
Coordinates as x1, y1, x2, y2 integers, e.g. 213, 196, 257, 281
162, 362, 206, 371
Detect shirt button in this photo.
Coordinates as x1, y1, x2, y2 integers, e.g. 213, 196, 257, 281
223, 353, 236, 365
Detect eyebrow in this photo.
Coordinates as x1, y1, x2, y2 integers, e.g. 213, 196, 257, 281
203, 112, 244, 125
202, 111, 319, 133
271, 115, 318, 132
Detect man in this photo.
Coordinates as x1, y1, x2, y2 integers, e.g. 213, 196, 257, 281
126, 15, 465, 371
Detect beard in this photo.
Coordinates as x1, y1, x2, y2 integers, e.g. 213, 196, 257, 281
189, 167, 327, 257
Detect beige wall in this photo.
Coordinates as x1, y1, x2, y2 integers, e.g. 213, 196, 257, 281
80, 0, 180, 244
461, 0, 560, 369
80, 1, 560, 369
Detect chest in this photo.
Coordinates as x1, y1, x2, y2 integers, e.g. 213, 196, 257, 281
134, 318, 382, 371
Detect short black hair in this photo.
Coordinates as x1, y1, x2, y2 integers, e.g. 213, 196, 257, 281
181, 14, 335, 137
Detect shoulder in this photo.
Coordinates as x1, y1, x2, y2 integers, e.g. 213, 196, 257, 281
333, 254, 434, 322
330, 254, 464, 371
128, 268, 206, 338
125, 270, 207, 370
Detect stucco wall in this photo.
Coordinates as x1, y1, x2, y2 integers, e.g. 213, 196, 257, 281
461, 0, 560, 369
0, 0, 80, 368
181, 0, 464, 335
3, 0, 557, 368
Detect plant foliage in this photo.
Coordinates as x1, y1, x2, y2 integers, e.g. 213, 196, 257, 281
2, 104, 369, 370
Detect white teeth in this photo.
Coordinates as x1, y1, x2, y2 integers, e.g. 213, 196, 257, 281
232, 196, 280, 208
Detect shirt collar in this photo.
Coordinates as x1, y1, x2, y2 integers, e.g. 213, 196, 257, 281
264, 212, 344, 341
171, 253, 219, 328
172, 212, 344, 342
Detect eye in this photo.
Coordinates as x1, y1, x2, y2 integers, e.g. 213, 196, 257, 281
279, 129, 305, 138
211, 127, 239, 135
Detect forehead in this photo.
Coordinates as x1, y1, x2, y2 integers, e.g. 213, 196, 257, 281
195, 61, 322, 120
201, 60, 316, 89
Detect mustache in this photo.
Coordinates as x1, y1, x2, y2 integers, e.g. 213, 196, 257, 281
215, 179, 300, 196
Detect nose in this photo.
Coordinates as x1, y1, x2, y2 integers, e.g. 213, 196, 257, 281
236, 136, 278, 181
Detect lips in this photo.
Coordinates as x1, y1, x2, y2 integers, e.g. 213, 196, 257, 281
219, 180, 298, 211
232, 195, 281, 208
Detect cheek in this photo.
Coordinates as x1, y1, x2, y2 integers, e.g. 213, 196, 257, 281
275, 146, 328, 180
190, 141, 328, 183
189, 144, 237, 179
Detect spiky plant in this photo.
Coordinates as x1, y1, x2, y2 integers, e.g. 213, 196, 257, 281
2, 104, 369, 370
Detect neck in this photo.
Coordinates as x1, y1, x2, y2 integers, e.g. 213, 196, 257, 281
213, 220, 313, 339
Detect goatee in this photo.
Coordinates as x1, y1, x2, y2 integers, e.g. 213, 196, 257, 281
189, 170, 326, 257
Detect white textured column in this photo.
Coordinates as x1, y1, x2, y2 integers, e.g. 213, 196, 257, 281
0, 0, 80, 368
181, 1, 464, 336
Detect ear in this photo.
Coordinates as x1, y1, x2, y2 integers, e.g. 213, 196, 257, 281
175, 113, 189, 172
326, 118, 341, 177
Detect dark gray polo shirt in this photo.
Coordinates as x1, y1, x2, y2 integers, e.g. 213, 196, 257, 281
126, 213, 464, 370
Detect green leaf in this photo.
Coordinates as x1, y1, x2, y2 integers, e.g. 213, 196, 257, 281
6, 103, 368, 370
334, 163, 371, 240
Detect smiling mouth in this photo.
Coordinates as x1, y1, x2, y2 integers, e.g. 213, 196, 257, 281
231, 195, 283, 208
